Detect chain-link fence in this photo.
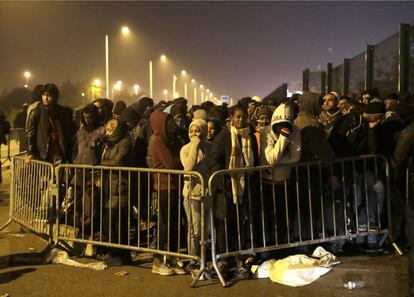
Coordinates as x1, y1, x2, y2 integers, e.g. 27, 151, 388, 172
302, 24, 413, 97
373, 33, 399, 96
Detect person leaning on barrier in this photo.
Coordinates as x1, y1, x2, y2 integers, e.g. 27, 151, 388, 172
180, 118, 209, 271
149, 109, 186, 276
25, 83, 76, 164
99, 118, 134, 266
259, 102, 301, 245
207, 103, 259, 280
61, 104, 106, 225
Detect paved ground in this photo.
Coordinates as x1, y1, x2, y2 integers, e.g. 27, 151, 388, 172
0, 168, 410, 297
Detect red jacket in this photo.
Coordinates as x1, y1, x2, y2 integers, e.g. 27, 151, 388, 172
149, 110, 182, 190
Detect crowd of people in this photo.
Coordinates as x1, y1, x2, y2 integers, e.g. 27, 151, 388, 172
7, 83, 414, 291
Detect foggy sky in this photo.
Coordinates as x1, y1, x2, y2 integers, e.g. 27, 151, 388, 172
1, 1, 413, 103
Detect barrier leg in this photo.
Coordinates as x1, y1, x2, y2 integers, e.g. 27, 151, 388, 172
0, 218, 12, 232
209, 208, 229, 287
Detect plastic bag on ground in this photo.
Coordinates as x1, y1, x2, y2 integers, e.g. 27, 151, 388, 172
46, 248, 107, 271
256, 246, 336, 286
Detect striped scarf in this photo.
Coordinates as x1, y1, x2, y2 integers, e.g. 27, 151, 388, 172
229, 126, 254, 204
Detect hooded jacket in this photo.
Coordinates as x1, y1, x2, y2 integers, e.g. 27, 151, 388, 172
180, 119, 208, 198
260, 103, 301, 182
149, 110, 182, 190
294, 92, 335, 162
294, 92, 323, 130
72, 104, 105, 165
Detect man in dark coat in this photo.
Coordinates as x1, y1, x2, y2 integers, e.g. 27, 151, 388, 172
25, 83, 76, 164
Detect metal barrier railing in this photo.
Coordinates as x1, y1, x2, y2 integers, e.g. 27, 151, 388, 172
208, 154, 394, 286
1, 153, 402, 288
54, 163, 207, 286
6, 155, 54, 240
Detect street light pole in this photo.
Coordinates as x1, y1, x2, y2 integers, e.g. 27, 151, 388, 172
172, 74, 177, 99
105, 34, 109, 98
184, 82, 187, 98
149, 60, 153, 98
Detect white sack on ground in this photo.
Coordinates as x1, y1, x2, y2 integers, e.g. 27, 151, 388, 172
258, 246, 336, 286
47, 248, 107, 271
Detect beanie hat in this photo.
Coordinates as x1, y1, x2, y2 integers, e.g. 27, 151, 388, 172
255, 105, 272, 119
328, 91, 340, 102
364, 101, 385, 115
252, 96, 262, 103
192, 109, 207, 120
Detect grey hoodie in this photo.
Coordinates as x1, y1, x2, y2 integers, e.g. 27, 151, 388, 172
260, 103, 301, 182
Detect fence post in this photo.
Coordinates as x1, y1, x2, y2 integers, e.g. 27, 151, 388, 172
365, 45, 374, 91
303, 68, 310, 92
321, 71, 327, 96
399, 23, 410, 95
281, 83, 288, 98
326, 63, 333, 94
343, 58, 350, 96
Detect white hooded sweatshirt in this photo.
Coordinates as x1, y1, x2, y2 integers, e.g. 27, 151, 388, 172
260, 103, 302, 182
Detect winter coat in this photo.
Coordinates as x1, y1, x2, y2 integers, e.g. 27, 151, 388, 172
72, 125, 105, 165
26, 103, 76, 162
336, 107, 367, 156
101, 122, 133, 209
260, 103, 301, 182
149, 110, 182, 190
207, 124, 259, 219
294, 92, 323, 130
294, 92, 335, 162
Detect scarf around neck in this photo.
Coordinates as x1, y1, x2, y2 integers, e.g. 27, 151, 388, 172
229, 125, 254, 204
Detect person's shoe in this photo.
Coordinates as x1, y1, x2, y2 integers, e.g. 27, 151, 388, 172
171, 265, 187, 275
169, 262, 187, 275
358, 224, 368, 232
233, 266, 252, 280
152, 262, 175, 276
368, 224, 379, 232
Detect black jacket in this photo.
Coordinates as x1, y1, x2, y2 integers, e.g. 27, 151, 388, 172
26, 103, 76, 162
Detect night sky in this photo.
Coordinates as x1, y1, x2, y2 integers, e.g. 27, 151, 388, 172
1, 1, 413, 103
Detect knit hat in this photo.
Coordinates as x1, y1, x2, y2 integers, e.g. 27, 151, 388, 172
189, 118, 207, 139
328, 91, 340, 102
252, 96, 262, 103
364, 101, 385, 115
255, 105, 272, 119
192, 109, 207, 120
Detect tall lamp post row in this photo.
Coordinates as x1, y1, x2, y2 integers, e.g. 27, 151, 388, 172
104, 25, 220, 103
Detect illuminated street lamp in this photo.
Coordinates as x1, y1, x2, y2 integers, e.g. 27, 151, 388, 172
133, 84, 140, 95
181, 70, 188, 98
121, 26, 130, 35
149, 54, 167, 98
191, 79, 197, 105
105, 25, 130, 98
23, 71, 31, 87
163, 89, 168, 100
92, 79, 102, 99
200, 84, 204, 102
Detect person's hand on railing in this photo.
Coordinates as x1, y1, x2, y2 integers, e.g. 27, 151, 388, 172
24, 154, 33, 164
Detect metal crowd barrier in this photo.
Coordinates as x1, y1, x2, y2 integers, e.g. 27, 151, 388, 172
208, 154, 395, 287
54, 163, 207, 286
1, 155, 54, 240
1, 153, 402, 288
